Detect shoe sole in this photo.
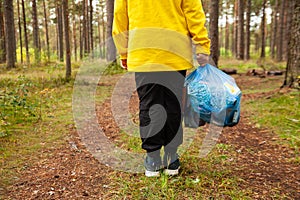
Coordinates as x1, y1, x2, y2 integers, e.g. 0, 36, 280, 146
145, 170, 160, 177
163, 166, 180, 176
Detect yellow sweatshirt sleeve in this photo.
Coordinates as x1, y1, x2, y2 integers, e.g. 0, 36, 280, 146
182, 0, 211, 55
112, 0, 129, 59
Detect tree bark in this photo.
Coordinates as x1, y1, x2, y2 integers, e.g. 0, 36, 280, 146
21, 0, 29, 64
106, 0, 116, 62
245, 0, 251, 60
17, 0, 23, 63
209, 0, 219, 66
260, 0, 266, 58
284, 0, 293, 60
255, 32, 259, 54
82, 0, 88, 55
224, 2, 230, 57
63, 0, 71, 79
233, 1, 238, 57
101, 3, 106, 59
43, 0, 50, 62
72, 1, 77, 61
89, 0, 93, 57
98, 15, 103, 58
277, 0, 285, 61
271, 0, 279, 59
282, 0, 299, 88
86, 0, 90, 54
0, 0, 6, 63
237, 0, 244, 60
230, 23, 234, 56
57, 2, 64, 62
79, 17, 83, 59
3, 0, 15, 68
32, 0, 40, 63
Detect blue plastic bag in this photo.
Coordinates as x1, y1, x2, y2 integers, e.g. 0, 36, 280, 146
184, 64, 242, 127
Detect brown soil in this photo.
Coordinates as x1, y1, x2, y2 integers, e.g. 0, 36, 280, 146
3, 75, 300, 199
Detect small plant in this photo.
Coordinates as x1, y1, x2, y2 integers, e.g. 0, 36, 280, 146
102, 61, 125, 75
0, 75, 37, 137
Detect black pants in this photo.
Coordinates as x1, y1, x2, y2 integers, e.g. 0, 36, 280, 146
135, 70, 186, 153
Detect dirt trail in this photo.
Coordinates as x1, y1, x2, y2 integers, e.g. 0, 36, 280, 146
3, 75, 300, 199
220, 116, 299, 198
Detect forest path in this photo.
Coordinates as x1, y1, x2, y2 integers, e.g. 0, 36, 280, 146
4, 74, 300, 199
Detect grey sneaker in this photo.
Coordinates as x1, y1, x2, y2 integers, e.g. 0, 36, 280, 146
163, 153, 180, 176
144, 155, 162, 177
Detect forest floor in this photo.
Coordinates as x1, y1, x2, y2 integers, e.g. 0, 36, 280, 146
1, 66, 299, 199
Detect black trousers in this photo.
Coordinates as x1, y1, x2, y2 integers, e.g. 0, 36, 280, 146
135, 70, 186, 153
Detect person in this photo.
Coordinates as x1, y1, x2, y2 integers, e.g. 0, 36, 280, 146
112, 0, 211, 177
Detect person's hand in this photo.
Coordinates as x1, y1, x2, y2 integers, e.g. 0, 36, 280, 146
120, 59, 128, 70
196, 54, 209, 67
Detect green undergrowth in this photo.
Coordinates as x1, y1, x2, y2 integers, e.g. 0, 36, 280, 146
244, 90, 300, 156
110, 139, 251, 199
218, 58, 286, 74
0, 60, 123, 194
240, 76, 284, 95
0, 59, 298, 199
0, 66, 75, 189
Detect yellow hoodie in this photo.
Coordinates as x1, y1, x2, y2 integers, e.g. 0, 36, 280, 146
112, 0, 210, 72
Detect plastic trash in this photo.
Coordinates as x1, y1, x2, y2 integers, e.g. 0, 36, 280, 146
184, 64, 242, 127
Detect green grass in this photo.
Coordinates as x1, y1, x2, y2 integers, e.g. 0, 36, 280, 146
240, 76, 284, 95
0, 66, 75, 188
0, 60, 120, 191
0, 58, 298, 198
110, 140, 251, 199
104, 59, 298, 199
244, 91, 300, 150
218, 57, 286, 73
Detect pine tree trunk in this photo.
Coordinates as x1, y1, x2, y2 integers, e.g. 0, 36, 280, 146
43, 0, 50, 62
0, 0, 6, 63
209, 0, 219, 66
245, 0, 251, 60
3, 0, 15, 68
85, 0, 91, 55
89, 0, 93, 57
282, 0, 299, 88
72, 1, 77, 61
225, 17, 229, 56
101, 4, 106, 59
219, 27, 223, 56
261, 0, 266, 58
277, 0, 285, 61
284, 0, 293, 60
98, 15, 103, 58
82, 0, 88, 55
219, 4, 223, 56
56, 17, 59, 56
233, 1, 238, 57
79, 18, 83, 59
21, 0, 29, 64
255, 32, 260, 54
271, 0, 279, 59
57, 2, 64, 62
63, 0, 71, 79
106, 0, 116, 62
17, 0, 23, 63
225, 4, 230, 57
237, 0, 244, 60
230, 24, 234, 56
32, 0, 40, 63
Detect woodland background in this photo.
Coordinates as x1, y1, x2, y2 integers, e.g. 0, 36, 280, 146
0, 1, 299, 199
0, 0, 298, 87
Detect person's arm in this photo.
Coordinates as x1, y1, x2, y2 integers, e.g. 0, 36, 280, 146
112, 0, 129, 60
182, 0, 210, 56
